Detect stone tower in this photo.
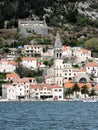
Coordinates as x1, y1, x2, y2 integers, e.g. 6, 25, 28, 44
53, 32, 63, 86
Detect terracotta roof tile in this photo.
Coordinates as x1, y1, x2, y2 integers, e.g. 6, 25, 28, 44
30, 84, 63, 90
13, 77, 36, 83
65, 82, 92, 89
86, 62, 98, 67
22, 57, 37, 61
6, 73, 19, 78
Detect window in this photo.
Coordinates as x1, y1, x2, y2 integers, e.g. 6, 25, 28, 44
59, 96, 62, 98
29, 79, 32, 83
57, 53, 58, 58
60, 81, 61, 84
59, 89, 62, 91
60, 53, 62, 58
55, 89, 57, 91
44, 87, 47, 90
69, 77, 72, 80
33, 80, 35, 83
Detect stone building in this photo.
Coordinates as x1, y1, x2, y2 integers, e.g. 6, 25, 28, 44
18, 20, 48, 36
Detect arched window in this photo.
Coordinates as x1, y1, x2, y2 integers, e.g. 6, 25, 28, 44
60, 53, 62, 58
60, 81, 61, 84
57, 53, 58, 58
79, 78, 87, 83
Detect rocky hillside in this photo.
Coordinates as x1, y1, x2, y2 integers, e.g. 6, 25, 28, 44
0, 0, 98, 28
0, 0, 98, 53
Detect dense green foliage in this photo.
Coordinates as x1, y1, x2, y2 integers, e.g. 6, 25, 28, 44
43, 59, 53, 67
16, 64, 43, 78
84, 38, 98, 57
1, 0, 98, 28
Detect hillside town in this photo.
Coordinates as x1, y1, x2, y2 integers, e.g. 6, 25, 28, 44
1, 22, 98, 101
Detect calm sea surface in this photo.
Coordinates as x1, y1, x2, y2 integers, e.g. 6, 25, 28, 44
0, 101, 98, 130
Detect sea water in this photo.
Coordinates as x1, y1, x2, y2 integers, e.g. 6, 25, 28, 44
0, 101, 98, 130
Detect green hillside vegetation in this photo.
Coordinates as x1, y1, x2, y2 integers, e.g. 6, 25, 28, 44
0, 0, 98, 56
0, 0, 98, 28
84, 38, 98, 57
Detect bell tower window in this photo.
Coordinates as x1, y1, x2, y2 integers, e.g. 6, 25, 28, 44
60, 53, 62, 58
57, 53, 58, 58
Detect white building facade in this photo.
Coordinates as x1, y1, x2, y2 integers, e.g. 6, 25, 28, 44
23, 45, 43, 57
21, 57, 38, 70
0, 59, 17, 73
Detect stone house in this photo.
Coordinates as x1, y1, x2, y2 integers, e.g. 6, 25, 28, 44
18, 20, 48, 36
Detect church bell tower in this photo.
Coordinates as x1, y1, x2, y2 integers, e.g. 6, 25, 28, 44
53, 32, 63, 86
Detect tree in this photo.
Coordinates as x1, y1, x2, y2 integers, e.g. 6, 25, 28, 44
84, 38, 98, 54
89, 89, 96, 97
72, 83, 80, 98
63, 58, 69, 63
3, 47, 9, 53
81, 85, 89, 98
14, 56, 22, 65
65, 88, 73, 98
72, 83, 80, 92
43, 59, 53, 67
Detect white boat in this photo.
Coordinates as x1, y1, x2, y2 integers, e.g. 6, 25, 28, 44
83, 99, 97, 102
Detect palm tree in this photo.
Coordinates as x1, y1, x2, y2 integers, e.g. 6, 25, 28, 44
72, 83, 80, 98
89, 89, 96, 99
81, 85, 89, 98
65, 88, 73, 98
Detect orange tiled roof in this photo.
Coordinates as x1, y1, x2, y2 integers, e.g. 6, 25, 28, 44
45, 75, 51, 79
8, 61, 18, 65
78, 68, 86, 72
62, 46, 72, 51
65, 82, 92, 89
3, 84, 13, 89
22, 57, 37, 61
13, 77, 36, 83
81, 49, 90, 54
86, 62, 98, 67
62, 45, 67, 50
6, 73, 19, 78
0, 59, 17, 65
30, 84, 63, 90
94, 84, 98, 91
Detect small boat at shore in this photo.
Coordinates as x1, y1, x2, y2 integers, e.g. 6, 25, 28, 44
83, 99, 97, 102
